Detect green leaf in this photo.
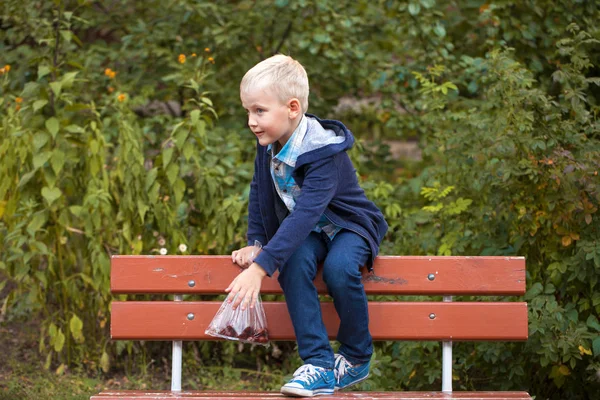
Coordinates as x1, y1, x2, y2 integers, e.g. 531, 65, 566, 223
137, 200, 149, 223
60, 30, 72, 44
49, 81, 62, 98
183, 143, 194, 161
33, 152, 52, 170
593, 336, 600, 357
51, 150, 66, 175
69, 314, 84, 343
38, 65, 51, 80
145, 168, 158, 191
587, 315, 600, 332
33, 132, 49, 150
65, 125, 85, 134
408, 3, 421, 15
100, 351, 110, 373
162, 147, 174, 167
174, 128, 189, 150
44, 352, 52, 370
33, 99, 48, 112
18, 171, 37, 188
525, 282, 543, 300
434, 23, 446, 38
190, 109, 200, 125
41, 186, 62, 206
27, 212, 47, 237
45, 117, 60, 139
166, 163, 179, 185
53, 328, 65, 352
56, 363, 66, 375
60, 71, 79, 89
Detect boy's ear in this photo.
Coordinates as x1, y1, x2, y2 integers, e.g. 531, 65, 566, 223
287, 98, 302, 118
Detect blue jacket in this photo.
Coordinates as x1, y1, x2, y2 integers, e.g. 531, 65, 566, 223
248, 114, 388, 276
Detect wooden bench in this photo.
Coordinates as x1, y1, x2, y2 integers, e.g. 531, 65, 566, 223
91, 255, 532, 400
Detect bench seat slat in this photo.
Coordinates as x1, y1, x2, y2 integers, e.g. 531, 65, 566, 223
111, 256, 526, 295
111, 301, 528, 341
91, 390, 533, 399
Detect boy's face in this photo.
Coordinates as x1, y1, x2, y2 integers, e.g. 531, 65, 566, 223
241, 87, 301, 148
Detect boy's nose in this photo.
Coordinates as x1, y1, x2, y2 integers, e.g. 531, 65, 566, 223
248, 116, 258, 127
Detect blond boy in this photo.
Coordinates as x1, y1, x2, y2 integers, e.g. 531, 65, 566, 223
226, 55, 388, 397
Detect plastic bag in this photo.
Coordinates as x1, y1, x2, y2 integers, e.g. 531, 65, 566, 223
205, 293, 270, 346
205, 240, 269, 345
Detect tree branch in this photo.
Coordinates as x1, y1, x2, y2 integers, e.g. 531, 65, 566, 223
272, 21, 293, 55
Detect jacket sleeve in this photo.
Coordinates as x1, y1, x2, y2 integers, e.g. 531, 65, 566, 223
246, 156, 268, 247
253, 155, 338, 276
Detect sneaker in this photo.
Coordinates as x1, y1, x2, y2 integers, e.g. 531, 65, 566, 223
280, 364, 335, 397
333, 353, 370, 391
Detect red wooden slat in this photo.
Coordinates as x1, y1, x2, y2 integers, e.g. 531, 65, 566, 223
110, 256, 526, 295
90, 390, 532, 399
110, 301, 528, 341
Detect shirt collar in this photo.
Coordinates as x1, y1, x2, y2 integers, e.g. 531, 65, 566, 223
268, 115, 307, 167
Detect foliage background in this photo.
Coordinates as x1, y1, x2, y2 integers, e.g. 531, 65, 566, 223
1, 1, 599, 399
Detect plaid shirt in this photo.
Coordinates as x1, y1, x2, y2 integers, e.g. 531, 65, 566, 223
268, 116, 341, 240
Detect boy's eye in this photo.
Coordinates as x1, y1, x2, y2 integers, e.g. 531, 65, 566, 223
256, 108, 264, 114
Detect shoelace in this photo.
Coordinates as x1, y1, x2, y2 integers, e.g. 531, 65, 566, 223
292, 364, 325, 385
334, 354, 352, 383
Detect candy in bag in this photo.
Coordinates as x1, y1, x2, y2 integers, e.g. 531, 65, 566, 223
205, 293, 270, 346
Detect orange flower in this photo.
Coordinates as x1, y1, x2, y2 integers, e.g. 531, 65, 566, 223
107, 86, 115, 93
204, 47, 210, 53
104, 68, 116, 79
15, 105, 21, 111
117, 93, 126, 102
15, 97, 23, 104
191, 53, 197, 57
208, 57, 215, 64
0, 68, 5, 75
178, 54, 186, 64
4, 64, 11, 72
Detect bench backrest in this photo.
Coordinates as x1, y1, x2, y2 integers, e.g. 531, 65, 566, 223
110, 256, 528, 342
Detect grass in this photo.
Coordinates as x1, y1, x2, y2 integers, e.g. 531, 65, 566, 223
0, 319, 290, 399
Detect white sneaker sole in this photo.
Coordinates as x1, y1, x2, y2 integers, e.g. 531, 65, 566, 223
280, 386, 335, 397
334, 372, 370, 391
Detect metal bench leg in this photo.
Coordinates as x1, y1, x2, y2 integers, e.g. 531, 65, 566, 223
442, 295, 453, 393
172, 295, 183, 391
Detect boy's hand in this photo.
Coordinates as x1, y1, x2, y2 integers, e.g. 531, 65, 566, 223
225, 262, 267, 310
231, 245, 261, 269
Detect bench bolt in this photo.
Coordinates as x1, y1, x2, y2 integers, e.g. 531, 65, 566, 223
188, 280, 196, 287
187, 313, 195, 321
429, 313, 436, 320
428, 274, 435, 281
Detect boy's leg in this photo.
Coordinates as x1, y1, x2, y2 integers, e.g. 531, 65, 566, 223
277, 231, 333, 369
322, 230, 372, 365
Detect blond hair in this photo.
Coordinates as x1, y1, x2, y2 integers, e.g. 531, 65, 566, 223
241, 54, 309, 112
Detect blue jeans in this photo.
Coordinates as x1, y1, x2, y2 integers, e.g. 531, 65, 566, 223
277, 230, 373, 369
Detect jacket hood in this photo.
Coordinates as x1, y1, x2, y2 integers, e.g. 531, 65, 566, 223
295, 114, 355, 168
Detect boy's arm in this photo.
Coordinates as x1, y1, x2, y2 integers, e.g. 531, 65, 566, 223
253, 155, 339, 276
246, 157, 268, 246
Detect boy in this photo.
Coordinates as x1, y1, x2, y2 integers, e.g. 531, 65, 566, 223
226, 54, 388, 397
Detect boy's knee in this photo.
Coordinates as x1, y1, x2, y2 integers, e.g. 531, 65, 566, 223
322, 257, 361, 289
278, 247, 318, 287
